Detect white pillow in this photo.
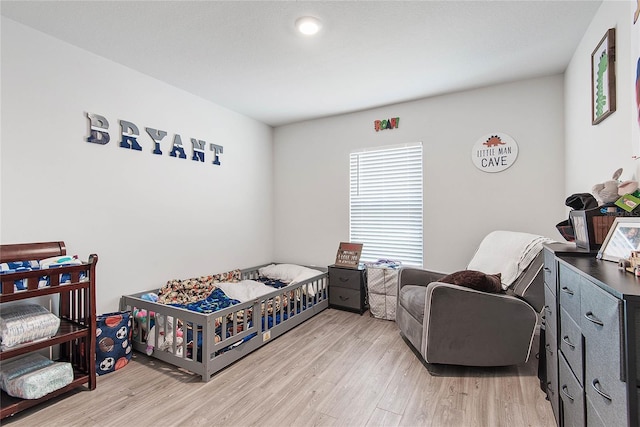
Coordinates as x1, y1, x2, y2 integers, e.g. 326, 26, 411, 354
216, 280, 275, 303
292, 269, 323, 284
258, 264, 321, 284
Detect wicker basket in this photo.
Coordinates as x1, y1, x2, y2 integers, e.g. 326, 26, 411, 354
570, 209, 640, 250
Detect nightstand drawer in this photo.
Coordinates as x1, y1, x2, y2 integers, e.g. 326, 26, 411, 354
329, 287, 361, 310
328, 268, 362, 290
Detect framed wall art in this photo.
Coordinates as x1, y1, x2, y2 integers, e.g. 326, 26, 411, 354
591, 28, 616, 125
334, 242, 363, 268
596, 217, 640, 262
633, 1, 639, 148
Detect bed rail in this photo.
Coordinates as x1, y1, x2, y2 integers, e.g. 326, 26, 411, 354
120, 264, 328, 381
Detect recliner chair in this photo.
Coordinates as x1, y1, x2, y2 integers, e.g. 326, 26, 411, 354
396, 230, 548, 367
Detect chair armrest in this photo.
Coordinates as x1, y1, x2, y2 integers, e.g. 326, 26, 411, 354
398, 267, 446, 292
422, 282, 538, 366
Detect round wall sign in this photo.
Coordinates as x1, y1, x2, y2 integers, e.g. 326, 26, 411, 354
471, 132, 519, 173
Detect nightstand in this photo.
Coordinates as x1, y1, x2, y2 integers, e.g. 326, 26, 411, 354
328, 264, 367, 314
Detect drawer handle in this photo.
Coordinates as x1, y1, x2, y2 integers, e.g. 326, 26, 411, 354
584, 311, 604, 326
339, 296, 349, 301
562, 336, 575, 350
545, 343, 553, 356
561, 385, 574, 401
339, 277, 350, 282
561, 286, 574, 296
591, 379, 612, 401
544, 305, 552, 314
546, 382, 554, 394
544, 267, 552, 273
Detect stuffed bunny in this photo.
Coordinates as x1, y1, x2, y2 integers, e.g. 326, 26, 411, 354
592, 168, 640, 205
592, 168, 624, 205
619, 179, 639, 196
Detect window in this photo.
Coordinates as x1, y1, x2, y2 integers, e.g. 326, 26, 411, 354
349, 143, 423, 267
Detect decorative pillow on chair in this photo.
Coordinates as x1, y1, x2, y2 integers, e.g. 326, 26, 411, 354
439, 270, 503, 293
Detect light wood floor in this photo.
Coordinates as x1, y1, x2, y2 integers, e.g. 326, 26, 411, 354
4, 308, 555, 427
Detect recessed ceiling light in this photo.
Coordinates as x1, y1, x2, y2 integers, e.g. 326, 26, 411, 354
295, 16, 322, 36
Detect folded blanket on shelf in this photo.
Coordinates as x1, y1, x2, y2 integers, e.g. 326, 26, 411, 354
0, 257, 87, 292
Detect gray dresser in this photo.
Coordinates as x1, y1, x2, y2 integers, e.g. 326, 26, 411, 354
543, 243, 640, 426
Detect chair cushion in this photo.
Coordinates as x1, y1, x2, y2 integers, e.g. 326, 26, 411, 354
399, 285, 427, 323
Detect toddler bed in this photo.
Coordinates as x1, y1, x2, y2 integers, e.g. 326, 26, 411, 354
120, 263, 328, 382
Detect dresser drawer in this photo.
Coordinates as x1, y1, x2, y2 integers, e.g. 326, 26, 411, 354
586, 395, 607, 427
328, 268, 363, 290
585, 378, 627, 427
581, 279, 627, 427
560, 306, 583, 385
581, 278, 623, 382
329, 286, 362, 310
558, 265, 581, 322
544, 283, 557, 336
545, 332, 560, 425
543, 248, 557, 293
559, 353, 585, 427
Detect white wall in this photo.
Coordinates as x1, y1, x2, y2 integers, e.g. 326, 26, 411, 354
4, 0, 631, 312
565, 1, 637, 195
1, 18, 274, 314
273, 75, 566, 273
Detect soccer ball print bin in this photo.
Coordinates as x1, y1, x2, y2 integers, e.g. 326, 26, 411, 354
96, 311, 132, 375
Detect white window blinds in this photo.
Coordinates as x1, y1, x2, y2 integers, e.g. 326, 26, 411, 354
349, 143, 423, 267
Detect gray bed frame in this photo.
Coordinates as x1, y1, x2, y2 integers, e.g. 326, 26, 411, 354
120, 264, 328, 382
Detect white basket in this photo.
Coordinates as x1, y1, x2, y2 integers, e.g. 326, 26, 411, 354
366, 266, 399, 320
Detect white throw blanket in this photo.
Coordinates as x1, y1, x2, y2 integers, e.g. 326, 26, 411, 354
466, 230, 553, 289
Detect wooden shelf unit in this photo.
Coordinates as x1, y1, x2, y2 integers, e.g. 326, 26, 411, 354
0, 241, 97, 420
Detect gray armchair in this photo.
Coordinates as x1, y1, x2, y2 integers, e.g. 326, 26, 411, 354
396, 231, 547, 367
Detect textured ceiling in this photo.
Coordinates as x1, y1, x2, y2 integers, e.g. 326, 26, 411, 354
1, 0, 602, 127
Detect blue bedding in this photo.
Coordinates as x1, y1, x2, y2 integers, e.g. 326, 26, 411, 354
254, 277, 289, 289
169, 288, 240, 314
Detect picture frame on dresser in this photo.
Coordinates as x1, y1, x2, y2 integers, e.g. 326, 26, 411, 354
596, 217, 640, 262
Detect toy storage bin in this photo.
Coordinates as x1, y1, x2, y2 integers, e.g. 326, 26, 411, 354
95, 311, 132, 376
